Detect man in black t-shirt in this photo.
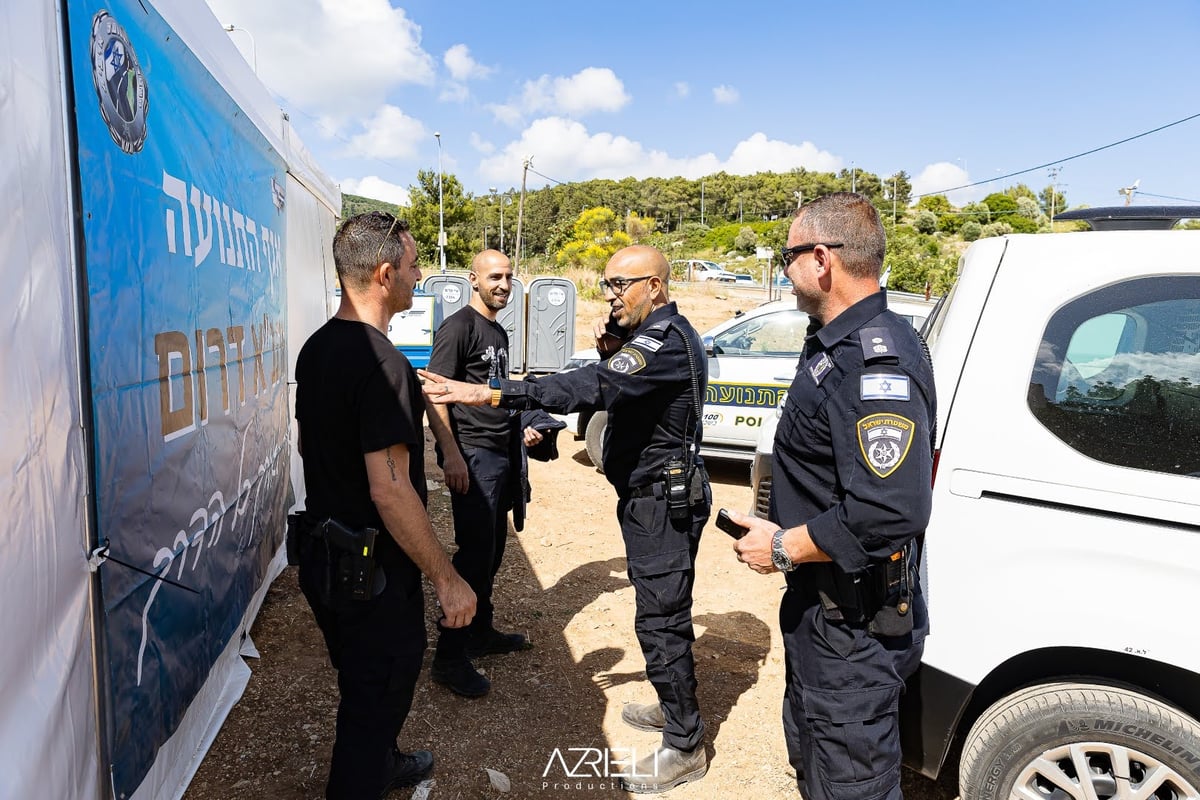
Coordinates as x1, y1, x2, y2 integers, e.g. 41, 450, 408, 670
295, 212, 475, 799
425, 249, 539, 698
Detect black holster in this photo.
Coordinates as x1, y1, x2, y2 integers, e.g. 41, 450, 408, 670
815, 541, 916, 638
289, 511, 383, 602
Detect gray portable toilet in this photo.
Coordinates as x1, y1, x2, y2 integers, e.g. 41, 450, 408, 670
496, 277, 526, 373
525, 276, 577, 373
423, 273, 471, 325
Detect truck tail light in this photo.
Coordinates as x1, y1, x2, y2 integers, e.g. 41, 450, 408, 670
931, 449, 941, 487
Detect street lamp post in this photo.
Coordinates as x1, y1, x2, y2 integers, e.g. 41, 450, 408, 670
223, 25, 257, 74
434, 132, 446, 273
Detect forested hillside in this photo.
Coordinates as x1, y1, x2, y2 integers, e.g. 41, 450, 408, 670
341, 168, 1083, 296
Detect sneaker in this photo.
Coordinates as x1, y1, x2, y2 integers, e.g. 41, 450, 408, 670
619, 744, 707, 794
465, 627, 532, 658
380, 749, 433, 795
621, 702, 665, 732
431, 658, 490, 698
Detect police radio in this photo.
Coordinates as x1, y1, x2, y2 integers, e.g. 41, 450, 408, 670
664, 456, 692, 522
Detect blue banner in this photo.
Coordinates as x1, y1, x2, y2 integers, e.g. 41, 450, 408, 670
67, 4, 290, 795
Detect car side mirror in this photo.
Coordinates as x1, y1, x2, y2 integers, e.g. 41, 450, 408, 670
703, 336, 718, 357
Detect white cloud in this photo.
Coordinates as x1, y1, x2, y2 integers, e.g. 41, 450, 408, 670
340, 176, 411, 207
203, 0, 434, 119
713, 85, 739, 104
723, 133, 841, 174
674, 81, 690, 98
478, 118, 842, 185
489, 67, 630, 124
439, 83, 469, 103
486, 102, 525, 127
911, 162, 976, 206
443, 44, 493, 81
469, 132, 496, 155
346, 105, 427, 160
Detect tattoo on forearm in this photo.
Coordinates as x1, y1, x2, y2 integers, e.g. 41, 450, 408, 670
386, 448, 397, 481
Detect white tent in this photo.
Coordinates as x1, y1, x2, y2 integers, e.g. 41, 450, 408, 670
1, 1, 338, 797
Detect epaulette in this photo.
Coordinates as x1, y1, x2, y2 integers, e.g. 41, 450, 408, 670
859, 327, 900, 364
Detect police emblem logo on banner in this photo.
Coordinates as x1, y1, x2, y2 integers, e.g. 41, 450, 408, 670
607, 348, 647, 374
856, 413, 915, 478
90, 11, 149, 154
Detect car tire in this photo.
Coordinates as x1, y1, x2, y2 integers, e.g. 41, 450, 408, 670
959, 681, 1200, 799
584, 411, 607, 473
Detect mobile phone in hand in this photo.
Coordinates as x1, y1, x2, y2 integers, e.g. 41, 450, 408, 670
716, 508, 749, 539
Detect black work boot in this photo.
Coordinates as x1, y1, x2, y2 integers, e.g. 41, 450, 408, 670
465, 626, 532, 658
430, 658, 490, 698
380, 748, 433, 796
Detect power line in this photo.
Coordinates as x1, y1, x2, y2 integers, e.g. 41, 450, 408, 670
527, 166, 566, 186
914, 111, 1200, 199
1137, 191, 1200, 205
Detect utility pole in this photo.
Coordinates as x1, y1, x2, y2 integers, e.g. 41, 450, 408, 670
434, 132, 446, 273
700, 179, 705, 226
892, 175, 898, 226
514, 156, 531, 274
1047, 167, 1060, 227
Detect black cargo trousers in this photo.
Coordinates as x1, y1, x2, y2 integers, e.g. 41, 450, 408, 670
616, 474, 711, 753
297, 535, 427, 800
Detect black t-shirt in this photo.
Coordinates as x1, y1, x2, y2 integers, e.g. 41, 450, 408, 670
427, 305, 516, 451
295, 318, 428, 534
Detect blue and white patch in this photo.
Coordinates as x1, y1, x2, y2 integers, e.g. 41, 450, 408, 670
807, 352, 833, 385
607, 347, 647, 374
631, 334, 664, 352
861, 373, 910, 401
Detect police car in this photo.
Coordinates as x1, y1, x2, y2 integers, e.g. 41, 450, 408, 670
563, 293, 935, 470
752, 207, 1200, 798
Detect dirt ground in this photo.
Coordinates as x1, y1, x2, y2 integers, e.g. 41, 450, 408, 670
183, 284, 960, 800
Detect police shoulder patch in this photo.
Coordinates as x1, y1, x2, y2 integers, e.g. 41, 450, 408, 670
631, 334, 664, 352
856, 413, 916, 478
607, 347, 647, 374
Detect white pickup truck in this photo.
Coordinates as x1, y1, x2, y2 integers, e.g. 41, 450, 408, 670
752, 206, 1200, 798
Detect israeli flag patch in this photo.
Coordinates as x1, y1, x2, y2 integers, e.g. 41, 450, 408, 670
861, 373, 910, 401
631, 335, 663, 352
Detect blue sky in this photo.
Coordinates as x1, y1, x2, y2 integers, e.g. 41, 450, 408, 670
203, 0, 1199, 211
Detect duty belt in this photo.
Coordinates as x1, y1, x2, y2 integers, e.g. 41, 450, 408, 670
628, 482, 664, 499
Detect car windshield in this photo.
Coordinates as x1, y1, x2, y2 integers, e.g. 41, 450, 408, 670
712, 309, 808, 356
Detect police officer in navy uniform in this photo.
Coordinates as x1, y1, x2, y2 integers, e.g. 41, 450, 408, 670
421, 245, 712, 794
727, 193, 935, 799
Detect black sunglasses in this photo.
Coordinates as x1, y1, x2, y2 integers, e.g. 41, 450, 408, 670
599, 275, 653, 296
780, 242, 844, 265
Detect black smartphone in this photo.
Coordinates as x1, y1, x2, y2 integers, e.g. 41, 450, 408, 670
715, 508, 749, 539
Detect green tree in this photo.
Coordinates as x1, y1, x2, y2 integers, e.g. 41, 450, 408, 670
555, 207, 632, 271
407, 169, 475, 269
733, 226, 758, 253
884, 228, 958, 295
1039, 184, 1068, 218
960, 220, 983, 241
913, 209, 939, 235
983, 192, 1019, 216
915, 194, 952, 214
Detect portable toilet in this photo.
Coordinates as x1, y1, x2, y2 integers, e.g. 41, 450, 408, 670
497, 276, 526, 373
525, 276, 577, 373
388, 291, 441, 368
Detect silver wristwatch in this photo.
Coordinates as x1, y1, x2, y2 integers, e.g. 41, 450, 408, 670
771, 529, 796, 573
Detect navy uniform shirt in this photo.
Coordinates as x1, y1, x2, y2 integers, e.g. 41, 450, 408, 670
496, 302, 706, 491
770, 292, 936, 576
